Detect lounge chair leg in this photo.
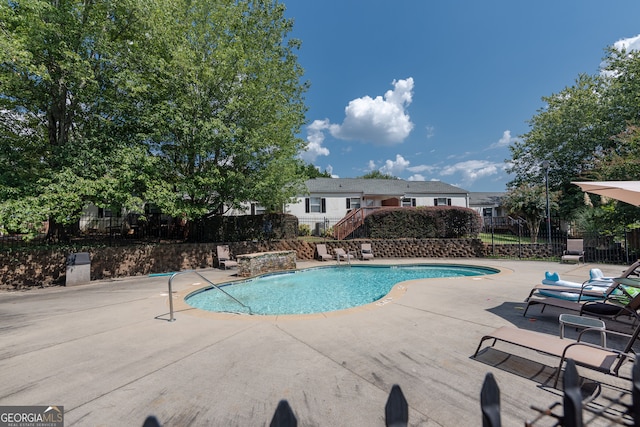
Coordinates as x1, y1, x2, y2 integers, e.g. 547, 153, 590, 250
473, 336, 497, 357
553, 355, 568, 388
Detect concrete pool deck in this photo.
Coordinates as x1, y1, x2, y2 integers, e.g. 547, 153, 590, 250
1, 258, 637, 425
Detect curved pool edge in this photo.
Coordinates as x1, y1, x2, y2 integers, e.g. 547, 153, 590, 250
171, 262, 511, 321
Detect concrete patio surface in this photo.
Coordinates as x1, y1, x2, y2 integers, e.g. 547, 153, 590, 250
1, 258, 638, 426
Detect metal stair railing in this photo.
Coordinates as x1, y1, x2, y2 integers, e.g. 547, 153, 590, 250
166, 270, 252, 321
333, 207, 379, 240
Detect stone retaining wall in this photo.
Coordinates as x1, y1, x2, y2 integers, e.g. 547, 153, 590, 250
0, 239, 556, 290
237, 251, 296, 277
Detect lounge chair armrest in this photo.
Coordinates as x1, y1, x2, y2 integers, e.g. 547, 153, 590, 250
554, 336, 636, 386
576, 327, 634, 345
560, 341, 635, 370
589, 299, 640, 318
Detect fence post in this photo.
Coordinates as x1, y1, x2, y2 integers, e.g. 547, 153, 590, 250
562, 359, 583, 427
270, 400, 297, 427
480, 372, 501, 427
633, 357, 640, 426
518, 221, 522, 259
490, 216, 495, 256
385, 384, 408, 427
625, 226, 630, 265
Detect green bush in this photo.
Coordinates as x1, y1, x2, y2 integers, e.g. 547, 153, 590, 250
322, 226, 334, 238
298, 224, 311, 236
194, 213, 299, 242
364, 207, 481, 239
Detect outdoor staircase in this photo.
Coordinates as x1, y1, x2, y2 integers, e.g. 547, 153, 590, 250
333, 207, 379, 240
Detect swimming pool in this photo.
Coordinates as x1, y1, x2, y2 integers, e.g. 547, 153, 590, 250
185, 264, 498, 315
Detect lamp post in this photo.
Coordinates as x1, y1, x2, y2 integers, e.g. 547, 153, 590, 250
542, 160, 551, 245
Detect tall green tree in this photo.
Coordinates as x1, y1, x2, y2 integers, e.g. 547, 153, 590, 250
0, 0, 153, 239
507, 45, 640, 221
145, 0, 308, 219
1, 0, 310, 238
502, 184, 559, 243
507, 75, 607, 189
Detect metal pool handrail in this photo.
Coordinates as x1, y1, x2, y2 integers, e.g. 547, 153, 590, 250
166, 270, 252, 321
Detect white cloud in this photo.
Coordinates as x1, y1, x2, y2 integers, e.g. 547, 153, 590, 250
367, 160, 377, 171
299, 119, 331, 162
489, 130, 518, 149
329, 78, 415, 145
379, 154, 410, 175
425, 125, 435, 139
440, 160, 502, 185
602, 34, 640, 77
407, 164, 436, 174
613, 34, 640, 52
407, 174, 425, 181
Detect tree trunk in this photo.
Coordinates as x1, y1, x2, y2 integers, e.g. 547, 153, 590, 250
46, 218, 70, 243
527, 218, 541, 244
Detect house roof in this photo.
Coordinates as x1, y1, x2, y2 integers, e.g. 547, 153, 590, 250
468, 192, 505, 207
304, 178, 469, 196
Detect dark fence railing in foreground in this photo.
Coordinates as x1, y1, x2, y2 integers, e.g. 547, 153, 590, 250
140, 358, 639, 426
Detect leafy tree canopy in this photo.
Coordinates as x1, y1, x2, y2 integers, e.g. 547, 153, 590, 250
358, 171, 399, 179
298, 163, 331, 179
145, 0, 309, 219
507, 46, 640, 224
0, 0, 309, 238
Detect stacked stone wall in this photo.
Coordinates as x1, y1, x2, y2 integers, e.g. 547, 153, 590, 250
237, 251, 296, 277
0, 239, 557, 290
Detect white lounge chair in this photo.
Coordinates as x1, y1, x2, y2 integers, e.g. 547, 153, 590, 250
334, 248, 353, 262
315, 244, 332, 261
361, 243, 374, 260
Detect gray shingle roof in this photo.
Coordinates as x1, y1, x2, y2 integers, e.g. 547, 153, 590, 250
304, 178, 469, 196
468, 192, 505, 206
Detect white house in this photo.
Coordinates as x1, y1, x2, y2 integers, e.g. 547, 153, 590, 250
286, 178, 470, 235
468, 192, 507, 219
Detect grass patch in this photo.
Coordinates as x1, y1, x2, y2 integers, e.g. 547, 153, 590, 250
478, 233, 550, 245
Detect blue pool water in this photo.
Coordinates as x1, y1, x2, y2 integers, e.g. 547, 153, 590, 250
185, 264, 498, 315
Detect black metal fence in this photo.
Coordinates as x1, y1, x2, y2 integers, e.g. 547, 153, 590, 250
2, 212, 639, 266
482, 358, 640, 426
481, 216, 640, 265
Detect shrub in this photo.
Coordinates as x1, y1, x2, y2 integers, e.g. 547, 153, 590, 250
365, 207, 481, 239
298, 224, 311, 236
194, 213, 299, 242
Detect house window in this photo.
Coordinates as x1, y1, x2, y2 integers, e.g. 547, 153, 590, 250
346, 198, 361, 209
305, 197, 326, 213
483, 208, 493, 217
251, 203, 266, 215
434, 198, 452, 206
98, 207, 113, 218
402, 198, 416, 207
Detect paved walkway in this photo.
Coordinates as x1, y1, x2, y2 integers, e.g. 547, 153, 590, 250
0, 258, 637, 426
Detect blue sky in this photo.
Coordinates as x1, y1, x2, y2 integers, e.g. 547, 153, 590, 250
284, 0, 640, 192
